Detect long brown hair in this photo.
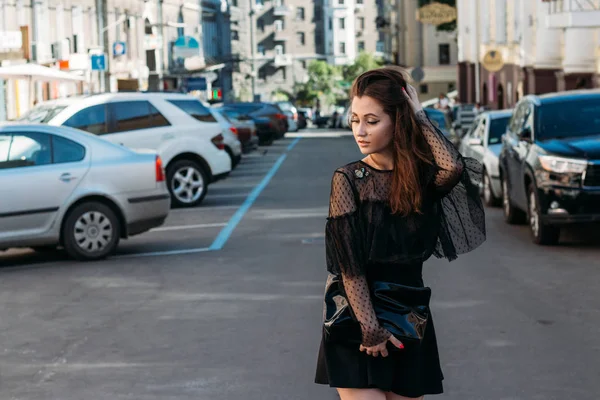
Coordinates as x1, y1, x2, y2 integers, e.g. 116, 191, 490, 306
350, 67, 433, 216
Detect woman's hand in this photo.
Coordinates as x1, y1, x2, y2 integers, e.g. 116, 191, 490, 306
402, 84, 423, 113
359, 335, 404, 358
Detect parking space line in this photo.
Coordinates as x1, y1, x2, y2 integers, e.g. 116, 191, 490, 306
287, 137, 302, 151
115, 247, 212, 258
209, 153, 289, 251
150, 223, 227, 232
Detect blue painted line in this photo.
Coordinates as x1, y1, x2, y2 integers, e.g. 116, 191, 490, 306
287, 136, 302, 151
209, 153, 288, 251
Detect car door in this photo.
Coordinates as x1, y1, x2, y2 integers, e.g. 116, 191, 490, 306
460, 116, 482, 158
0, 131, 89, 240
503, 103, 527, 203
512, 102, 535, 208
105, 100, 172, 151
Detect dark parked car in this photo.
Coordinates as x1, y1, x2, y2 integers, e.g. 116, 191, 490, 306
499, 90, 600, 245
424, 108, 460, 147
221, 102, 287, 145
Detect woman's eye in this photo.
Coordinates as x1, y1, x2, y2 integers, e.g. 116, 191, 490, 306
350, 119, 359, 124
367, 121, 379, 125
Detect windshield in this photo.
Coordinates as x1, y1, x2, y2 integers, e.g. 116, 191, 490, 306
18, 105, 67, 123
488, 116, 510, 145
424, 110, 447, 130
537, 98, 600, 139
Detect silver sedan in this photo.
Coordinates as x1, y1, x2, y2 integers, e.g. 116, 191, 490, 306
0, 124, 171, 260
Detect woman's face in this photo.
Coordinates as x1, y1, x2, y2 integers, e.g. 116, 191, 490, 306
350, 95, 394, 155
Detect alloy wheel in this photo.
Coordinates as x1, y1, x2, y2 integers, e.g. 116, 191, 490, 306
171, 166, 204, 204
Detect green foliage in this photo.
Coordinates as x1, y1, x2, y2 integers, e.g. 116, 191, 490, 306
341, 52, 384, 84
293, 60, 341, 107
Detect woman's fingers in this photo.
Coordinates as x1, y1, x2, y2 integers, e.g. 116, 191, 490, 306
380, 346, 389, 358
388, 335, 405, 350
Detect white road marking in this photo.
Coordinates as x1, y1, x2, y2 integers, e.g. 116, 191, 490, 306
149, 223, 227, 232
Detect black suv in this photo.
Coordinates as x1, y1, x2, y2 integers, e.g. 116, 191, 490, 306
499, 90, 600, 245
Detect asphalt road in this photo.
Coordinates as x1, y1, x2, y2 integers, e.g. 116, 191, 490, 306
1, 129, 600, 400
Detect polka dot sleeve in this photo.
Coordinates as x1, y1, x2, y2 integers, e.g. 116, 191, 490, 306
416, 110, 487, 261
325, 171, 391, 347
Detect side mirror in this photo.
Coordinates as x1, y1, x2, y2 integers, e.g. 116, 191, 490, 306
520, 126, 532, 142
468, 137, 483, 146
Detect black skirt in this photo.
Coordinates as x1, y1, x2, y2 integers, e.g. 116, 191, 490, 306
314, 306, 444, 397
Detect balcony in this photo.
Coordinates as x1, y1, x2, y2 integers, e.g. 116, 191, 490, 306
545, 0, 600, 28
274, 54, 292, 66
273, 5, 293, 17
274, 30, 289, 42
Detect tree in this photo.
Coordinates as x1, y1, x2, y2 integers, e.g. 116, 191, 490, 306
293, 60, 341, 108
341, 52, 384, 84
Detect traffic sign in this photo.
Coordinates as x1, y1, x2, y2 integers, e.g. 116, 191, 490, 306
113, 41, 126, 57
91, 54, 106, 71
410, 66, 425, 83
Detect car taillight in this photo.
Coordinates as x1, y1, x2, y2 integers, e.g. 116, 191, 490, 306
293, 112, 298, 121
229, 126, 238, 136
211, 134, 225, 150
155, 155, 165, 182
275, 113, 286, 120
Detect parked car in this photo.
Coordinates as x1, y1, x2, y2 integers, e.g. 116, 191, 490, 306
215, 108, 259, 153
0, 124, 170, 260
19, 92, 231, 207
297, 110, 308, 129
208, 108, 243, 169
275, 101, 299, 132
499, 90, 600, 245
221, 102, 287, 145
459, 109, 512, 206
423, 108, 460, 147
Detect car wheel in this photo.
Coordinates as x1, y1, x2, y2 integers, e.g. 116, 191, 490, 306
502, 175, 526, 224
528, 184, 560, 245
225, 147, 240, 170
62, 202, 120, 261
482, 170, 501, 207
167, 159, 208, 208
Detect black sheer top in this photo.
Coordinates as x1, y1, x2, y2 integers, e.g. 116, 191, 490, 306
324, 110, 486, 347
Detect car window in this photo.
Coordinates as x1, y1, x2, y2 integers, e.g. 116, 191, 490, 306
0, 133, 10, 162
109, 101, 170, 133
537, 98, 600, 140
63, 104, 108, 135
18, 105, 67, 123
488, 116, 510, 145
53, 135, 86, 164
0, 132, 51, 169
168, 99, 217, 123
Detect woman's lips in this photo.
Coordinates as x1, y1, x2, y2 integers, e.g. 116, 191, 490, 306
357, 140, 370, 147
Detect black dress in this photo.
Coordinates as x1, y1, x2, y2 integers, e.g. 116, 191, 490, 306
314, 111, 486, 397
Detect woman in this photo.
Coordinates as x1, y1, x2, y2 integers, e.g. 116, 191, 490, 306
315, 68, 486, 399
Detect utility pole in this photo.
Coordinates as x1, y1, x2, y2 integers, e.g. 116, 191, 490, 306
249, 0, 257, 101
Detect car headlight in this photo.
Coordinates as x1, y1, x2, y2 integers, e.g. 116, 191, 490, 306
538, 155, 587, 174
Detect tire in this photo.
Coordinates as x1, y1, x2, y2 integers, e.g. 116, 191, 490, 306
482, 170, 501, 207
166, 159, 208, 208
502, 175, 526, 224
527, 183, 560, 245
62, 202, 120, 261
225, 147, 240, 170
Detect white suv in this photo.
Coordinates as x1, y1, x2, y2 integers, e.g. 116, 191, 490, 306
20, 93, 231, 207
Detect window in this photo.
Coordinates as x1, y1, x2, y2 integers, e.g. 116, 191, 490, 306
275, 20, 284, 32
231, 30, 239, 41
357, 41, 365, 51
356, 0, 363, 3
339, 42, 346, 54
18, 105, 67, 123
488, 117, 511, 145
358, 17, 365, 30
376, 41, 384, 52
448, 82, 456, 92
274, 0, 283, 6
329, 17, 332, 30
300, 60, 307, 69
338, 0, 344, 4
0, 132, 52, 169
419, 84, 428, 94
255, 0, 264, 6
108, 101, 170, 133
274, 45, 284, 55
257, 45, 265, 55
53, 135, 86, 164
167, 99, 217, 123
339, 18, 345, 29
438, 44, 450, 65
63, 104, 108, 135
231, 0, 238, 6
296, 7, 305, 20
297, 32, 305, 46
258, 18, 265, 32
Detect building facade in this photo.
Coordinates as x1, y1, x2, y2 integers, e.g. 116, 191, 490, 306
394, 0, 458, 101
457, 0, 600, 110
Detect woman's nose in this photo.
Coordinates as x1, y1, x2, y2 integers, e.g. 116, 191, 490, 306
355, 123, 367, 137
